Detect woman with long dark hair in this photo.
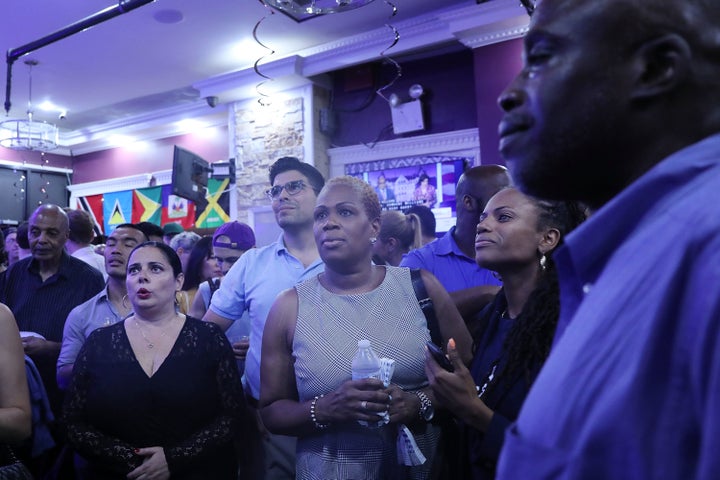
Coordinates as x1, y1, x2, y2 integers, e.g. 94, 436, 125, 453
425, 187, 586, 479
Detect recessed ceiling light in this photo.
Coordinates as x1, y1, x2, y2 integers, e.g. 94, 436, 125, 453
153, 9, 184, 24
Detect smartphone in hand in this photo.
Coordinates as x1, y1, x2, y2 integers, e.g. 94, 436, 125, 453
426, 341, 454, 372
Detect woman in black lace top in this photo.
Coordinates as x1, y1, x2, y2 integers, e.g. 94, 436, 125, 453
63, 241, 244, 479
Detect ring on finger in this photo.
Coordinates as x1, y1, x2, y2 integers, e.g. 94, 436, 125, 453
361, 400, 368, 409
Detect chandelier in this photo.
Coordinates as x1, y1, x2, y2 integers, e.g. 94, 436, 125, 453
0, 60, 59, 152
264, 0, 375, 20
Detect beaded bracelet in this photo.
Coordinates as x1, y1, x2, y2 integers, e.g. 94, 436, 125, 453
310, 395, 330, 430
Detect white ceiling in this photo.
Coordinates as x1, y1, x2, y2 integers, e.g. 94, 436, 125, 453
0, 0, 528, 155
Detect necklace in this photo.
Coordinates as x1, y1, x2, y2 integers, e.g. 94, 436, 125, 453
134, 316, 176, 349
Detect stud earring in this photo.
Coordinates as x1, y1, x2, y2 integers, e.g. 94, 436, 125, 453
370, 237, 377, 245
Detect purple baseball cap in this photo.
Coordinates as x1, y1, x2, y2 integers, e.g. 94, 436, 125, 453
212, 221, 256, 250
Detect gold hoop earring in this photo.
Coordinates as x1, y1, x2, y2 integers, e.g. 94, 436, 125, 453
122, 294, 130, 310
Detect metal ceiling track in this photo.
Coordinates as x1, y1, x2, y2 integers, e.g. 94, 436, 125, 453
4, 0, 155, 115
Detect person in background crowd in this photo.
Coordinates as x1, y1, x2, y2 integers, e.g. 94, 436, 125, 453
162, 222, 184, 246
57, 223, 148, 390
404, 204, 437, 246
135, 222, 164, 243
0, 229, 6, 273
178, 236, 220, 313
260, 175, 472, 479
65, 209, 107, 281
64, 241, 244, 479
493, 1, 720, 478
0, 204, 104, 478
189, 221, 256, 374
15, 222, 32, 261
426, 187, 585, 478
204, 156, 326, 480
170, 231, 201, 274
402, 166, 511, 322
371, 210, 422, 266
4, 227, 20, 267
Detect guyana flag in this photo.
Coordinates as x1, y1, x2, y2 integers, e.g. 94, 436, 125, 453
132, 186, 162, 225
195, 178, 230, 229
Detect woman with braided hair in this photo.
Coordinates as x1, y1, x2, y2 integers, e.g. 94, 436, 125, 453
425, 187, 586, 479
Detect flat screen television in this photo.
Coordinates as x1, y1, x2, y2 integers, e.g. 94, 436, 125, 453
171, 146, 209, 211
346, 155, 471, 236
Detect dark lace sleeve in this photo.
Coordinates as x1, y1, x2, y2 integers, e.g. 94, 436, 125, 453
63, 330, 142, 474
164, 321, 245, 472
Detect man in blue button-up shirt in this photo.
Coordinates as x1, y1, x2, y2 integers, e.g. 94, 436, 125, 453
494, 1, 720, 478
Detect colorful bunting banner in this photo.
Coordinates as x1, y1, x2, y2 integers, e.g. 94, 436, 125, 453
75, 182, 230, 234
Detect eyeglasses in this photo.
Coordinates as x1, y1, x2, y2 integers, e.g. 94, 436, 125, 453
265, 180, 309, 200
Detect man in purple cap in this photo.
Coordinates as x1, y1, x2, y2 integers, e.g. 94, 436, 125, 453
189, 221, 256, 323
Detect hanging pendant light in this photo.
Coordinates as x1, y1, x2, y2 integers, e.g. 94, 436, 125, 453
264, 0, 375, 19
0, 60, 59, 152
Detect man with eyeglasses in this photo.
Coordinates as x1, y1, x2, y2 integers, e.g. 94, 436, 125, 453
204, 156, 325, 480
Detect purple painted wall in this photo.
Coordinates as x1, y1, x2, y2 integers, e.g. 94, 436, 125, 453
0, 147, 73, 169
330, 49, 478, 147
474, 38, 524, 166
71, 126, 229, 184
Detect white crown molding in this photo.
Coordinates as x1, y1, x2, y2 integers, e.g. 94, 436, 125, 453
63, 2, 524, 156
328, 128, 480, 177
68, 169, 173, 199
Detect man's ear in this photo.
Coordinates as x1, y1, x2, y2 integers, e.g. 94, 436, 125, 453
631, 33, 691, 101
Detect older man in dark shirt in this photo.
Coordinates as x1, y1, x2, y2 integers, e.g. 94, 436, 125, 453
0, 205, 104, 417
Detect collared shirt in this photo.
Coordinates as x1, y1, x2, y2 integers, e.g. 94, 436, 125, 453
497, 134, 720, 479
0, 251, 105, 342
209, 234, 324, 399
57, 286, 127, 370
71, 245, 108, 281
400, 226, 501, 291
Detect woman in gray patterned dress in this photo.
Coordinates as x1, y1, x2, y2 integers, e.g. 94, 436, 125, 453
260, 176, 472, 479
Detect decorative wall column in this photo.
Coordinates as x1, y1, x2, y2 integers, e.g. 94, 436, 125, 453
229, 83, 331, 245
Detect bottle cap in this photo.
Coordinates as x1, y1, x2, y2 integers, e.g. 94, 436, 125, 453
358, 339, 371, 348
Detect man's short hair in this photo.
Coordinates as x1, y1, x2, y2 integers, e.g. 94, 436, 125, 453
136, 222, 164, 242
111, 223, 149, 241
269, 157, 325, 194
66, 209, 96, 244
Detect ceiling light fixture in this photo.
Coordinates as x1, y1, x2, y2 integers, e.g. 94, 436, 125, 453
263, 0, 375, 22
0, 60, 58, 152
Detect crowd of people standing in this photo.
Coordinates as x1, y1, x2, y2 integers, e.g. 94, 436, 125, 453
1, 1, 719, 477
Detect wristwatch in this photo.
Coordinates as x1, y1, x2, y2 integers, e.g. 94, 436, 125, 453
414, 390, 434, 421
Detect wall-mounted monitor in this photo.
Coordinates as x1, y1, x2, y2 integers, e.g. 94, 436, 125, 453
171, 146, 209, 211
347, 155, 470, 236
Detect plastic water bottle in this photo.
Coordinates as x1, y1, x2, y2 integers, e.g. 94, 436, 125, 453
351, 339, 383, 428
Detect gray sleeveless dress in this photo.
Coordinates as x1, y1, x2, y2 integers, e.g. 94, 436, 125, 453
293, 266, 440, 480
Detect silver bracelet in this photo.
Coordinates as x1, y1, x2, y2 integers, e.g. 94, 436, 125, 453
310, 395, 330, 430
